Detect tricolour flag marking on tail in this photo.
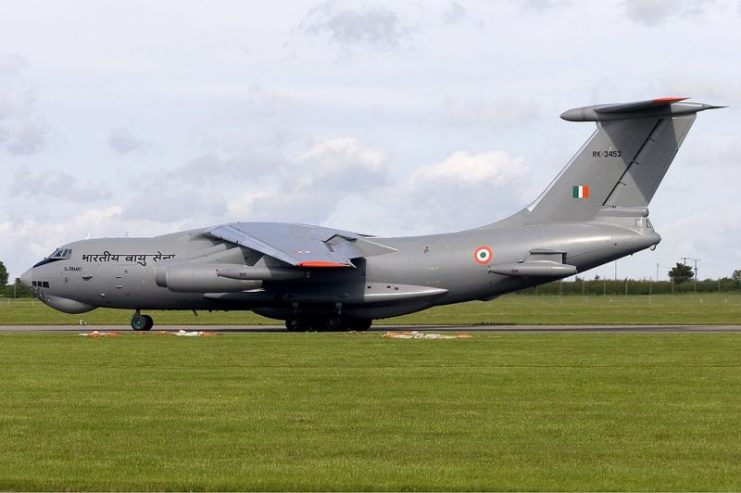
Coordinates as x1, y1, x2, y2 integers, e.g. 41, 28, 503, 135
572, 184, 590, 199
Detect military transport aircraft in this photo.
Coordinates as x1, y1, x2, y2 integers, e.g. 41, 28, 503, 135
21, 97, 720, 331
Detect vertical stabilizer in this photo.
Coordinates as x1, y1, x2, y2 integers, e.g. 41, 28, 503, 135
525, 98, 720, 224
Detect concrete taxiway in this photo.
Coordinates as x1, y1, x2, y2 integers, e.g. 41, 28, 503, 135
1, 324, 741, 333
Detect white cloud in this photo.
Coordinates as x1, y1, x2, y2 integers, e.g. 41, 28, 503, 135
108, 127, 153, 154
296, 137, 388, 182
228, 137, 390, 223
8, 168, 109, 202
101, 136, 389, 229
684, 136, 741, 167
188, 85, 304, 158
408, 150, 527, 187
660, 209, 741, 279
299, 1, 411, 52
327, 149, 530, 235
442, 98, 542, 128
623, 0, 715, 26
655, 74, 741, 105
122, 184, 228, 223
520, 0, 571, 13
399, 150, 530, 230
0, 205, 124, 280
442, 2, 466, 24
624, 0, 682, 25
0, 53, 49, 155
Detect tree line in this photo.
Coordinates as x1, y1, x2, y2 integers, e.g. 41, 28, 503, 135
0, 261, 33, 298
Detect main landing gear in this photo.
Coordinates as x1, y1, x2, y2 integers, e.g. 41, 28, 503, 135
284, 317, 372, 332
131, 310, 154, 331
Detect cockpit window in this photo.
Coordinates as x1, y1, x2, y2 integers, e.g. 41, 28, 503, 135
33, 247, 72, 268
49, 248, 72, 260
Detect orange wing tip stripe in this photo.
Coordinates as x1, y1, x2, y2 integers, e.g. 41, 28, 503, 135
298, 261, 350, 268
652, 97, 687, 104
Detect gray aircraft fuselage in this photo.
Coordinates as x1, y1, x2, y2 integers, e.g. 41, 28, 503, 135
20, 98, 720, 331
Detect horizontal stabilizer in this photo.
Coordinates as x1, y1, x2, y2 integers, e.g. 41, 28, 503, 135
489, 261, 577, 277
561, 97, 723, 122
595, 97, 687, 113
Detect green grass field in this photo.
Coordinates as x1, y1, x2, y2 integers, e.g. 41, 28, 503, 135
1, 293, 741, 325
1, 331, 740, 491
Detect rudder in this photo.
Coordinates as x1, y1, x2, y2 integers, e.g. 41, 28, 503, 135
603, 115, 695, 207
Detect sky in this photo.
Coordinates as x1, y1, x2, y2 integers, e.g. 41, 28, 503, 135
1, 0, 740, 282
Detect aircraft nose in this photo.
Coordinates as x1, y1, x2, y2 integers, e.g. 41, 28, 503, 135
20, 268, 33, 289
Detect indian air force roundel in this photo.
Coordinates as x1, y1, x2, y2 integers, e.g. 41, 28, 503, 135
473, 246, 493, 265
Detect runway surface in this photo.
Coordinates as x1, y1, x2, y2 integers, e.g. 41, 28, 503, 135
2, 324, 741, 333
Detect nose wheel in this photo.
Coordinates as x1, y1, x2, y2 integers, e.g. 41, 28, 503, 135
131, 312, 154, 331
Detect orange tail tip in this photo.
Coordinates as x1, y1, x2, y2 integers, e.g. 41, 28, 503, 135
652, 96, 687, 104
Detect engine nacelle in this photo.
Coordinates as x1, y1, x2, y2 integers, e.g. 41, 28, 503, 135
156, 263, 262, 293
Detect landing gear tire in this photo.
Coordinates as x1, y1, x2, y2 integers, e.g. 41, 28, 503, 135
285, 317, 371, 332
285, 318, 313, 332
131, 314, 154, 331
346, 319, 372, 331
321, 317, 345, 331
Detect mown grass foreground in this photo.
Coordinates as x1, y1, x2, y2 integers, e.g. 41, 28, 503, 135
1, 332, 740, 491
2, 293, 741, 325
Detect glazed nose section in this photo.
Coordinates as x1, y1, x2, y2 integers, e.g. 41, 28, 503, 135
20, 268, 33, 289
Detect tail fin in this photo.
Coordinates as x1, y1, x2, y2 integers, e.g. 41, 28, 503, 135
525, 98, 722, 224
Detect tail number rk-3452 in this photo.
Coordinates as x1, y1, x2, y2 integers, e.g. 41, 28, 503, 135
592, 150, 622, 158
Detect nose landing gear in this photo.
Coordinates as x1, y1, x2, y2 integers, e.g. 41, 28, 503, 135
131, 310, 154, 331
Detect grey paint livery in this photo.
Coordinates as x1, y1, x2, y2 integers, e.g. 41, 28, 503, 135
21, 98, 721, 331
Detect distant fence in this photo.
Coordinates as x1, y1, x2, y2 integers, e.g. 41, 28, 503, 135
519, 278, 740, 296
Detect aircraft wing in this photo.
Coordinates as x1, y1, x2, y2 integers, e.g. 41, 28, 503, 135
206, 222, 395, 268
